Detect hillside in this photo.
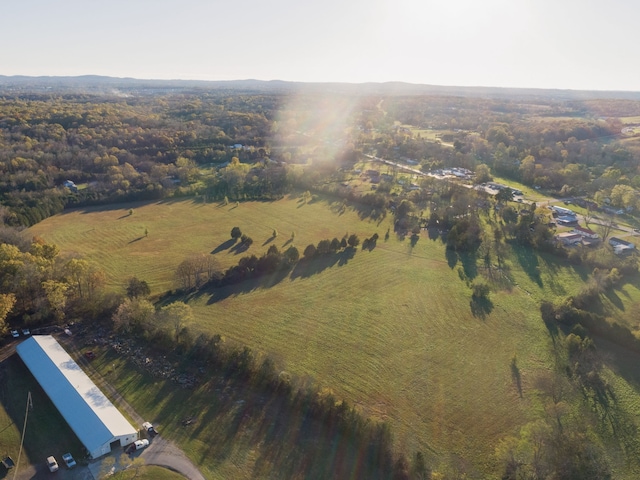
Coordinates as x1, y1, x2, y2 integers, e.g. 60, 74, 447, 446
27, 196, 640, 478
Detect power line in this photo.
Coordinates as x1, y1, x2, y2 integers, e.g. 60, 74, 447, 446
12, 391, 32, 480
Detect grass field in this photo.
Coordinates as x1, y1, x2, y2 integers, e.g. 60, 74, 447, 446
27, 197, 640, 477
111, 465, 187, 479
29, 196, 386, 293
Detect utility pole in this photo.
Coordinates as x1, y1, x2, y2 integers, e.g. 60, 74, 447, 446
13, 391, 32, 480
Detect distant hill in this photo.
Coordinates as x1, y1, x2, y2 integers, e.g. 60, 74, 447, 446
1, 74, 640, 100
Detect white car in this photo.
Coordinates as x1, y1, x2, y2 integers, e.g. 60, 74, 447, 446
47, 456, 59, 472
62, 452, 76, 468
10, 330, 19, 338
22, 328, 30, 336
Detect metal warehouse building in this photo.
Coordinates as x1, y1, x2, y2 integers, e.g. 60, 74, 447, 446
16, 335, 138, 459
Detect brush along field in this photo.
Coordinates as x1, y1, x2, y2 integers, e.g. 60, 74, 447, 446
28, 196, 640, 476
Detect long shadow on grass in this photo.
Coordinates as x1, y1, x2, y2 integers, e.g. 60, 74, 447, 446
328, 197, 387, 223
445, 248, 458, 269
604, 288, 625, 311
459, 252, 478, 280
470, 296, 493, 319
509, 241, 543, 287
427, 228, 441, 241
262, 236, 276, 246
211, 238, 236, 254
290, 248, 356, 280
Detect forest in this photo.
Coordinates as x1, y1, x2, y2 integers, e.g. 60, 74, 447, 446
1, 79, 640, 226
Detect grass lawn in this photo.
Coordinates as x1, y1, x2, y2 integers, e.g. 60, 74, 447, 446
111, 465, 187, 479
27, 197, 640, 477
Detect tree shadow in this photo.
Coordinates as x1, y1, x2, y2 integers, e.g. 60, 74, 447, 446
128, 237, 144, 244
510, 242, 542, 287
204, 277, 268, 305
230, 243, 251, 255
470, 296, 493, 319
338, 247, 357, 266
427, 228, 441, 241
459, 252, 477, 280
446, 248, 458, 269
262, 236, 276, 247
362, 240, 377, 252
410, 234, 419, 248
510, 357, 523, 398
211, 238, 236, 254
604, 289, 625, 311
290, 249, 356, 280
281, 238, 293, 248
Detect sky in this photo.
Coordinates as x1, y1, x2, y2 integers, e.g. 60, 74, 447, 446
1, 0, 638, 91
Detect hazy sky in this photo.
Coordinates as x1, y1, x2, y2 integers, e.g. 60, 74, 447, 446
1, 0, 638, 91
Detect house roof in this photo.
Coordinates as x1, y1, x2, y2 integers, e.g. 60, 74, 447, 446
557, 232, 581, 239
16, 336, 136, 455
609, 237, 635, 247
573, 226, 596, 235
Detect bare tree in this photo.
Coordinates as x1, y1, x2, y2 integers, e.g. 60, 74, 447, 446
595, 217, 616, 243
583, 205, 593, 229
175, 254, 220, 290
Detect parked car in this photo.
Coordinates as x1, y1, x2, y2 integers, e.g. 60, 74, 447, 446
125, 439, 149, 454
22, 328, 30, 336
10, 330, 19, 338
62, 452, 76, 468
46, 456, 59, 472
142, 421, 158, 436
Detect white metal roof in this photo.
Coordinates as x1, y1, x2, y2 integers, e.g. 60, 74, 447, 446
16, 335, 136, 455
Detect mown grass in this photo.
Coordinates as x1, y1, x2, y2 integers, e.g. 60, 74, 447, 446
29, 196, 385, 294
27, 197, 640, 477
112, 465, 187, 479
620, 116, 640, 124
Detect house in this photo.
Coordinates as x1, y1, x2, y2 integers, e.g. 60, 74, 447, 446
62, 180, 78, 192
16, 336, 138, 459
550, 206, 576, 217
609, 237, 635, 255
556, 216, 579, 226
571, 226, 599, 239
556, 232, 582, 246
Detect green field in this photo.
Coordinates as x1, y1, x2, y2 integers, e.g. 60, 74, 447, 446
620, 116, 640, 124
27, 197, 640, 477
110, 465, 187, 480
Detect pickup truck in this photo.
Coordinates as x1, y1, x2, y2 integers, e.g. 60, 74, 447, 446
125, 439, 149, 454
